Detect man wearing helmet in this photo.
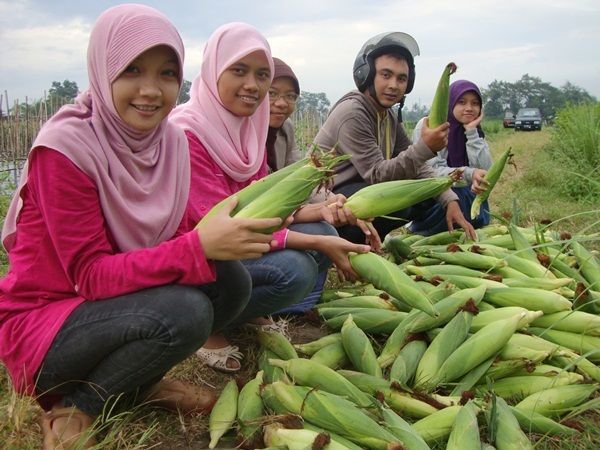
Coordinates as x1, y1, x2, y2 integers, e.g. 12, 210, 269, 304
313, 32, 477, 243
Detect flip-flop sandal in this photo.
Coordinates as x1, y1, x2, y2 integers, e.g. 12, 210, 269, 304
39, 406, 96, 450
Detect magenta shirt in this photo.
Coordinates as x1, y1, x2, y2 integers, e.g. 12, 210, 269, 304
182, 131, 288, 249
0, 148, 216, 397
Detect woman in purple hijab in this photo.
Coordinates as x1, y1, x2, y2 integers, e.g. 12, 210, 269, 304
409, 79, 493, 234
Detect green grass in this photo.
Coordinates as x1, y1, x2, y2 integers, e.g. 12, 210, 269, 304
0, 126, 599, 448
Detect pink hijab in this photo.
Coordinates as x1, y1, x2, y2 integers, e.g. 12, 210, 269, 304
170, 22, 273, 182
2, 4, 190, 252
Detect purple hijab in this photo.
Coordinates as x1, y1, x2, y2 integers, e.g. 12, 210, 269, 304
446, 80, 484, 167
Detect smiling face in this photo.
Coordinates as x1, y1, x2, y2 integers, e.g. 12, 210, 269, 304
111, 45, 180, 132
268, 76, 298, 128
217, 50, 271, 117
452, 91, 482, 124
369, 54, 409, 109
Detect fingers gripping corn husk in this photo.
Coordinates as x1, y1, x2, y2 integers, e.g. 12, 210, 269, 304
390, 339, 428, 385
267, 358, 373, 408
429, 312, 526, 387
341, 315, 382, 378
344, 176, 455, 220
350, 252, 438, 317
412, 405, 462, 444
294, 333, 342, 356
414, 310, 474, 389
208, 379, 238, 449
381, 407, 431, 450
233, 153, 350, 232
237, 371, 264, 445
515, 383, 598, 417
446, 401, 481, 450
261, 382, 401, 449
471, 147, 513, 220
428, 62, 457, 128
488, 396, 534, 450
310, 341, 350, 369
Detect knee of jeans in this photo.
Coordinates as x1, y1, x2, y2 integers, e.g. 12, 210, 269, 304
159, 286, 214, 345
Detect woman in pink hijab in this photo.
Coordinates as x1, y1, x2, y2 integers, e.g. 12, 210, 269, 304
171, 22, 371, 372
0, 5, 280, 448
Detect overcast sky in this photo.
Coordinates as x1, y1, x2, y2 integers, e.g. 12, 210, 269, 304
1, 0, 599, 110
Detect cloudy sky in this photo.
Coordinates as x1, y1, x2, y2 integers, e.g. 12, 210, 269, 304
1, 0, 598, 109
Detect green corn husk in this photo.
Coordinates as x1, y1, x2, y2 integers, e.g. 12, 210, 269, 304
383, 233, 415, 262
310, 341, 350, 369
507, 222, 540, 264
261, 382, 401, 449
208, 379, 238, 449
319, 306, 389, 320
390, 339, 428, 385
268, 358, 374, 408
488, 396, 533, 450
325, 309, 408, 334
412, 405, 462, 444
344, 177, 455, 220
294, 333, 342, 356
428, 62, 457, 128
571, 240, 600, 289
484, 358, 542, 382
315, 295, 398, 310
257, 329, 298, 360
509, 405, 579, 436
233, 153, 350, 232
471, 147, 513, 220
406, 263, 488, 279
477, 245, 555, 279
381, 407, 431, 450
470, 306, 531, 332
551, 349, 600, 382
258, 349, 290, 384
531, 310, 600, 336
479, 373, 584, 400
515, 383, 598, 417
275, 428, 351, 450
237, 371, 264, 445
303, 423, 365, 450
341, 315, 382, 377
425, 251, 507, 270
527, 327, 600, 362
483, 287, 572, 314
350, 252, 438, 317
446, 401, 481, 450
502, 276, 574, 290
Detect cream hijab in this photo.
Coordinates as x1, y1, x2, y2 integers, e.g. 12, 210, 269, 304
2, 4, 190, 252
170, 22, 273, 182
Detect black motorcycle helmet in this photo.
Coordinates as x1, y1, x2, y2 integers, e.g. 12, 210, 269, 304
353, 32, 420, 94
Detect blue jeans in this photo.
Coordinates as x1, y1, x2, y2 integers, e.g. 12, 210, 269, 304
238, 221, 336, 322
35, 260, 250, 415
409, 186, 490, 235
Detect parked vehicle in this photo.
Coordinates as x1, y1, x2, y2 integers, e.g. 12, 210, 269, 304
514, 108, 542, 131
503, 111, 515, 128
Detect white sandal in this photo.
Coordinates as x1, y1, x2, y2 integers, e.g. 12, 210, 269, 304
196, 345, 243, 373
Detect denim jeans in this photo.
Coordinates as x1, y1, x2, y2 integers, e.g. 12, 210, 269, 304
237, 221, 336, 322
35, 260, 250, 415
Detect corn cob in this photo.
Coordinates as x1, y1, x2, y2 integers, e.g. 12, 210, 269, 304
414, 310, 473, 389
508, 405, 579, 436
319, 306, 389, 320
531, 310, 600, 336
428, 273, 507, 290
316, 295, 397, 310
325, 309, 407, 334
320, 283, 377, 301
275, 429, 346, 450
294, 333, 342, 356
483, 287, 572, 314
378, 284, 486, 368
303, 423, 365, 450
425, 250, 507, 270
390, 339, 428, 385
507, 222, 540, 263
208, 379, 238, 449
571, 240, 600, 289
258, 349, 290, 384
349, 252, 438, 317
428, 312, 526, 387
261, 382, 402, 449
237, 371, 264, 445
344, 177, 455, 219
268, 357, 374, 408
380, 407, 431, 450
383, 233, 415, 262
336, 369, 439, 418
341, 315, 382, 377
513, 363, 571, 377
498, 344, 550, 363
233, 153, 349, 232
470, 306, 530, 331
428, 62, 457, 128
446, 401, 481, 450
310, 341, 350, 369
406, 263, 488, 278
480, 373, 583, 400
550, 349, 600, 382
450, 356, 496, 396
489, 396, 534, 450
502, 276, 574, 290
412, 405, 462, 444
471, 147, 513, 220
262, 422, 287, 447
257, 329, 298, 360
515, 383, 598, 417
478, 245, 555, 279
527, 327, 600, 361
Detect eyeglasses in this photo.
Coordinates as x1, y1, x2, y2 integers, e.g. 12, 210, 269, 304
268, 90, 299, 104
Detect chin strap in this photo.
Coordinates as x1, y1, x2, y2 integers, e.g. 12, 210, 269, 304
397, 96, 406, 123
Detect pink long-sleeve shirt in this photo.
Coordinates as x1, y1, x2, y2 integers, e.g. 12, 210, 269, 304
181, 131, 288, 249
0, 148, 215, 397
